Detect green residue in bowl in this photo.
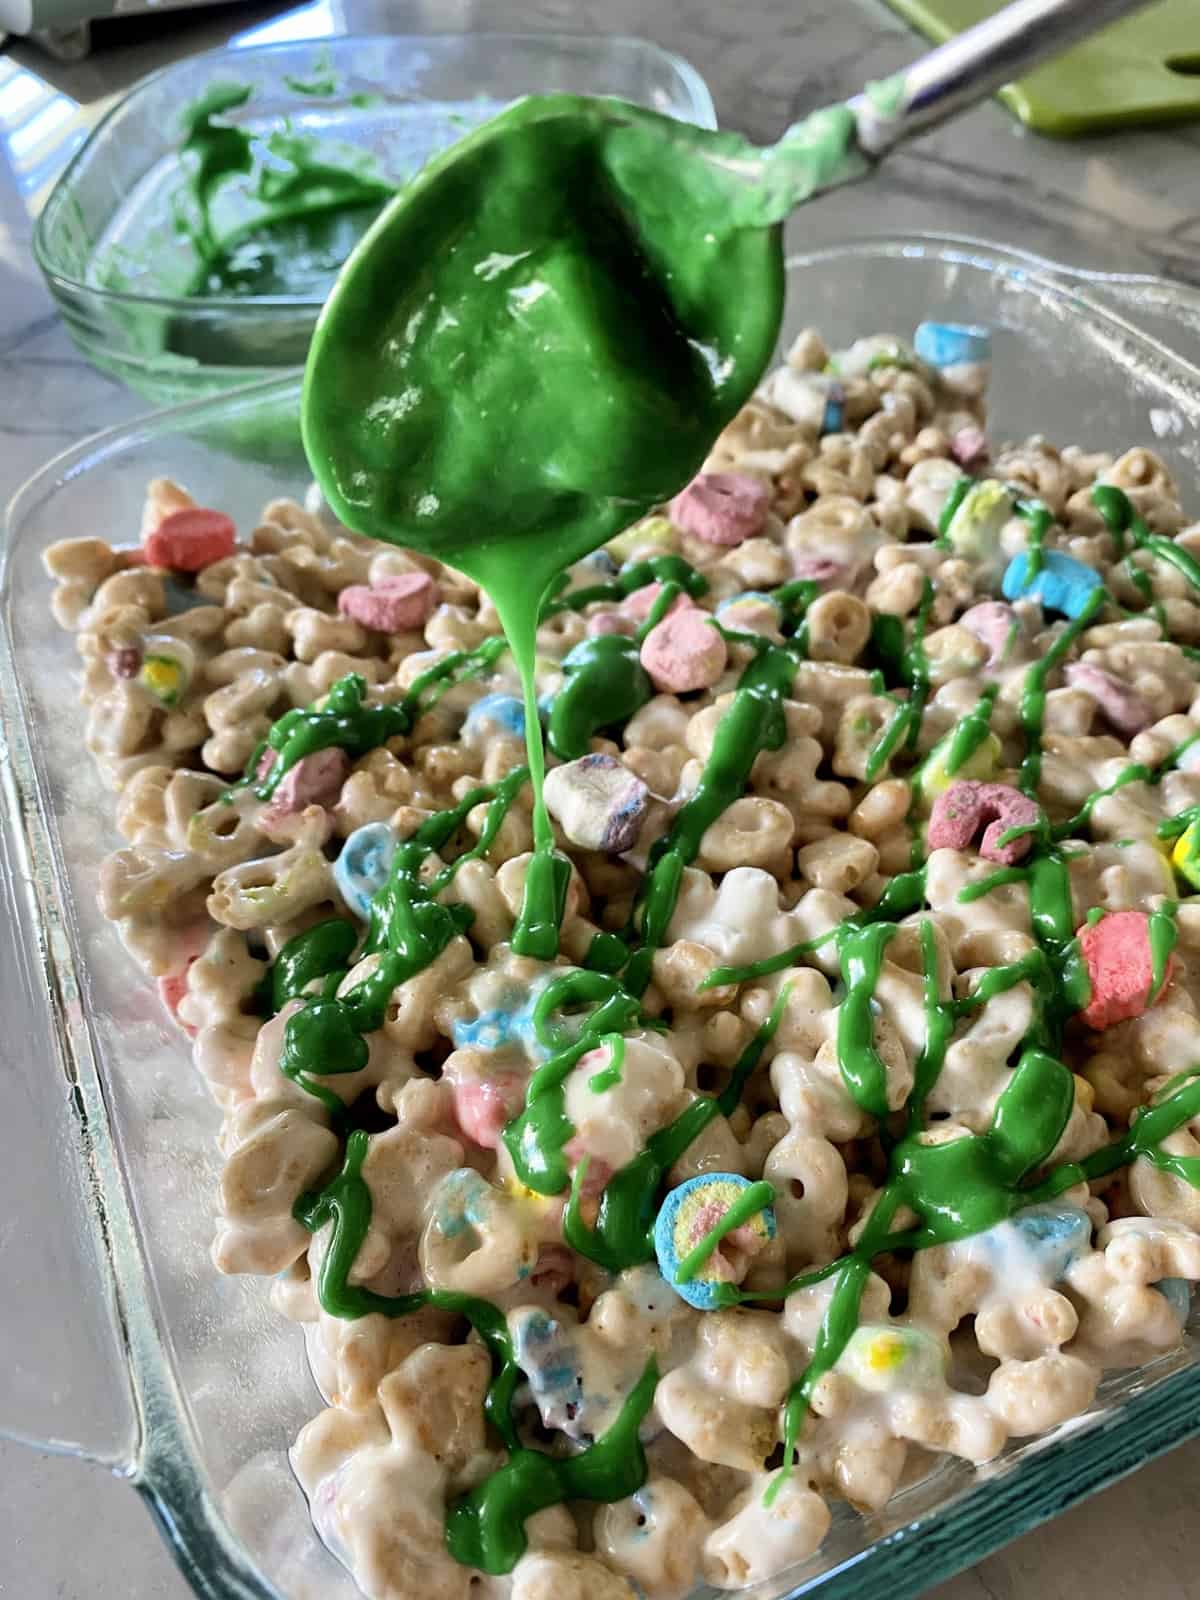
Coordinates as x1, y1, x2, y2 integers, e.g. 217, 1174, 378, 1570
175, 81, 396, 299
188, 203, 383, 298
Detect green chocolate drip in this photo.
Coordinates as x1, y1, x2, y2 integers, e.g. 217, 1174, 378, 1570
548, 633, 653, 760
864, 582, 934, 782
1149, 899, 1180, 1005
704, 867, 928, 990
588, 1033, 627, 1093
624, 636, 796, 995
236, 638, 507, 801
294, 1129, 522, 1448
296, 1129, 662, 1575
277, 771, 529, 1114
1016, 496, 1054, 578
542, 553, 707, 619
563, 984, 792, 1274
1029, 1073, 1200, 1200
911, 684, 998, 809
936, 475, 972, 546
444, 1357, 659, 1574
544, 556, 709, 758
835, 923, 898, 1118
1017, 588, 1105, 795
770, 576, 821, 654
1093, 483, 1200, 599
264, 917, 359, 1015
504, 972, 645, 1196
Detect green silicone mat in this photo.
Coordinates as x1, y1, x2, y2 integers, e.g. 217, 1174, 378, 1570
883, 0, 1200, 134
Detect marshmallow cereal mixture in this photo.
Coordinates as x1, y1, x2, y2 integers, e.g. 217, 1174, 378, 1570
43, 321, 1200, 1599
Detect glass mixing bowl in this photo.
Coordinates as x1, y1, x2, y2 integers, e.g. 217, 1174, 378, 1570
31, 32, 716, 406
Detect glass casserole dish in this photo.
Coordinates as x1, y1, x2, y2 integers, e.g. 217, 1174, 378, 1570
5, 234, 1200, 1600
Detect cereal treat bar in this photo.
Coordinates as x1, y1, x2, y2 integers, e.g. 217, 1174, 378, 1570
44, 320, 1200, 1599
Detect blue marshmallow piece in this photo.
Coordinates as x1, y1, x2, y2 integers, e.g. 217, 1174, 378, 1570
334, 821, 397, 920
464, 692, 526, 738
1153, 1277, 1193, 1321
578, 548, 618, 576
822, 380, 845, 435
1011, 1202, 1093, 1280
654, 1172, 776, 1310
914, 321, 992, 371
1002, 549, 1104, 619
162, 574, 211, 615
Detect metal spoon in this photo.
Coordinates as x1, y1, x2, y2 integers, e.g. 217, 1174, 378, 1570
849, 0, 1154, 157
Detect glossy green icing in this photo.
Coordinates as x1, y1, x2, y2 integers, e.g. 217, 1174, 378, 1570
623, 636, 796, 996
542, 553, 707, 619
445, 1357, 659, 1574
277, 771, 525, 1113
835, 922, 898, 1118
561, 983, 791, 1274
1017, 587, 1105, 795
235, 638, 508, 801
548, 633, 654, 761
1094, 483, 1200, 598
264, 917, 359, 1014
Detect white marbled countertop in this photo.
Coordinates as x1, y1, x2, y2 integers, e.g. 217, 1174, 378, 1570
1, 2, 1200, 1597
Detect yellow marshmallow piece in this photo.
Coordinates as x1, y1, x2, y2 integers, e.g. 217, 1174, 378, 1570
865, 1333, 908, 1374
139, 654, 184, 706
1172, 821, 1200, 890
607, 516, 677, 563
913, 729, 1002, 812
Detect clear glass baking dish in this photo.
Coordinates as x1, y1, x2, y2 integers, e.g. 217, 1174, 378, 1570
5, 234, 1200, 1600
31, 32, 715, 406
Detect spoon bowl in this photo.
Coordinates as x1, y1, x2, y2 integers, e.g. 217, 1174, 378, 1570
302, 93, 785, 590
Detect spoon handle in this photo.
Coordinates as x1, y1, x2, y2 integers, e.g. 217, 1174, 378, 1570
848, 0, 1155, 156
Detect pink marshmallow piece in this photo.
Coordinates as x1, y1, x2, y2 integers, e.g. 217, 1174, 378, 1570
339, 571, 439, 632
143, 507, 236, 573
640, 607, 728, 694
1077, 910, 1175, 1031
951, 426, 990, 469
586, 608, 637, 638
158, 960, 198, 1036
791, 554, 848, 583
1064, 662, 1154, 738
530, 1243, 575, 1294
622, 581, 696, 624
669, 471, 771, 547
686, 1199, 765, 1283
449, 1071, 527, 1150
107, 645, 142, 680
263, 748, 349, 817
927, 780, 1042, 866
563, 1137, 615, 1199
959, 600, 1018, 664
